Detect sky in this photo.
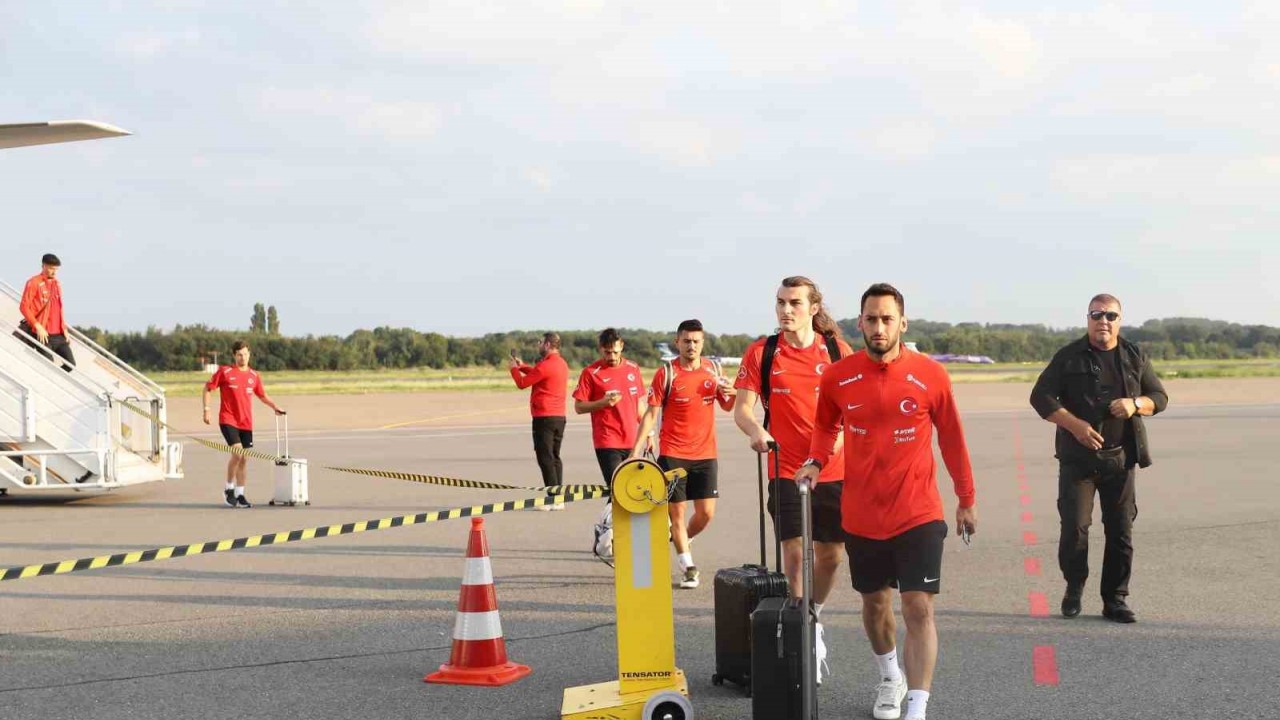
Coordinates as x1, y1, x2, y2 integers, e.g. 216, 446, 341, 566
5, 1, 1279, 337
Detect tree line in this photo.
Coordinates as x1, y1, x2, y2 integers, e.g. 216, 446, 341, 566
77, 316, 1280, 372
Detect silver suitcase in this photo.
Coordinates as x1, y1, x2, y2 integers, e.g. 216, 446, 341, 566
269, 414, 309, 506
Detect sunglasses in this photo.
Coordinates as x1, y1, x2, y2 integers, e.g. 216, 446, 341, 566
1088, 310, 1120, 322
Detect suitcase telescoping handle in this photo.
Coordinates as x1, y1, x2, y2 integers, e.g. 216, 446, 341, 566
756, 440, 783, 573
798, 478, 817, 718
770, 441, 782, 575
275, 412, 289, 461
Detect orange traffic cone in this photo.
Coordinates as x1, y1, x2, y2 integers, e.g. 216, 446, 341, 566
425, 517, 532, 687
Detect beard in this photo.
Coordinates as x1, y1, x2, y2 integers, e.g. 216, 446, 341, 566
862, 330, 898, 359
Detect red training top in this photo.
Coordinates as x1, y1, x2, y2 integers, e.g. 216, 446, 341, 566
734, 335, 854, 482
20, 273, 65, 335
809, 348, 976, 540
572, 359, 646, 450
205, 365, 267, 431
648, 359, 735, 460
510, 351, 569, 417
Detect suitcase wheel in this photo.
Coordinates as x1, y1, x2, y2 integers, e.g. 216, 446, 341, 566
711, 673, 722, 686
305, 501, 311, 506
268, 500, 276, 506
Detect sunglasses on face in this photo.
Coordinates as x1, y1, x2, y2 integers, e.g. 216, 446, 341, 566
1088, 310, 1120, 322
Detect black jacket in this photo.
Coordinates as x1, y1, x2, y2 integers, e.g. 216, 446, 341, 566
1029, 335, 1169, 468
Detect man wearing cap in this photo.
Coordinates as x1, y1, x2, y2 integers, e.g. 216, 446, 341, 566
18, 253, 75, 370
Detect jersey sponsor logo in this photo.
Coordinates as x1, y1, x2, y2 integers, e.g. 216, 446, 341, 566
837, 374, 864, 386
906, 373, 928, 391
772, 388, 792, 395
899, 398, 918, 415
893, 427, 917, 444
674, 397, 691, 404
847, 425, 867, 435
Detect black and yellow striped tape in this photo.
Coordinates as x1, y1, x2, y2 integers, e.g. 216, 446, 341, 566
121, 400, 609, 493
0, 488, 606, 582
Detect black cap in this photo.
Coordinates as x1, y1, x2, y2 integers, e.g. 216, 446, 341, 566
42, 253, 61, 267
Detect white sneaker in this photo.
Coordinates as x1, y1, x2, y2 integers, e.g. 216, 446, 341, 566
679, 565, 700, 589
872, 674, 908, 720
814, 622, 829, 686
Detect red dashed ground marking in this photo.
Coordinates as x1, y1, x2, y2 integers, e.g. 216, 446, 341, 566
1033, 645, 1061, 686
1024, 557, 1042, 576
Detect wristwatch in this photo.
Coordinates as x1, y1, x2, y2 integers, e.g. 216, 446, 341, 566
1133, 397, 1145, 412
801, 457, 823, 471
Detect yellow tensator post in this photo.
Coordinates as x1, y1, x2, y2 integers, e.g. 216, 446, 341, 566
561, 458, 694, 720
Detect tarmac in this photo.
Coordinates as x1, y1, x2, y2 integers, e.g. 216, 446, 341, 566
1, 380, 1277, 719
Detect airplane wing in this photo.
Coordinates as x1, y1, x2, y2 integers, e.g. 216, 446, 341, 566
0, 120, 131, 150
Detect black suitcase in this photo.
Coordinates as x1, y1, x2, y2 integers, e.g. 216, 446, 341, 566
712, 444, 789, 694
751, 480, 817, 719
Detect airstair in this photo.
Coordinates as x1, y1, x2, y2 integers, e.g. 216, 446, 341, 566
0, 279, 182, 494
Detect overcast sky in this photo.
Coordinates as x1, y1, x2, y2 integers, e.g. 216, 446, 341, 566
5, 1, 1278, 337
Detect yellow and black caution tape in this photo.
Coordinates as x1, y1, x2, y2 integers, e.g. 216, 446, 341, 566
120, 400, 609, 494
320, 464, 607, 494
0, 488, 606, 582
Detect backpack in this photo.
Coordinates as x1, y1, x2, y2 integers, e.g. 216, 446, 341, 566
759, 333, 842, 430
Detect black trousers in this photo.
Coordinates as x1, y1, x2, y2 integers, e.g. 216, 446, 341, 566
15, 326, 76, 371
1057, 461, 1137, 600
531, 416, 566, 488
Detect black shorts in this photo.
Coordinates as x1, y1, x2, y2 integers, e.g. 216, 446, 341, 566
594, 448, 630, 485
659, 456, 718, 502
219, 424, 254, 448
845, 520, 947, 594
768, 479, 847, 543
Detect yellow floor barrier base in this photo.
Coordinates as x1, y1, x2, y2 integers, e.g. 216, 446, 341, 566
561, 669, 690, 720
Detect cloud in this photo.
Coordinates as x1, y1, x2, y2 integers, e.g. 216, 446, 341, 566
259, 87, 444, 140
116, 28, 200, 60
1052, 154, 1280, 207
524, 167, 553, 191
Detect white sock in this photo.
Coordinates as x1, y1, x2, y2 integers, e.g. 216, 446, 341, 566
234, 486, 245, 497
876, 648, 903, 682
225, 481, 234, 491
677, 552, 693, 570
905, 689, 930, 719
813, 602, 825, 618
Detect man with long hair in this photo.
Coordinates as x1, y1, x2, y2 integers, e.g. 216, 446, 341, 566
798, 283, 977, 720
733, 275, 853, 683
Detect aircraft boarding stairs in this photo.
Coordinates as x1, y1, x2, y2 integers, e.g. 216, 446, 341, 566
0, 279, 182, 494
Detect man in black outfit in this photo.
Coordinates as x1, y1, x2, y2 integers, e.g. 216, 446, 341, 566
1030, 293, 1168, 624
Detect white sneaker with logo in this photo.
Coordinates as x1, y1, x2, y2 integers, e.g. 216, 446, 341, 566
872, 673, 908, 720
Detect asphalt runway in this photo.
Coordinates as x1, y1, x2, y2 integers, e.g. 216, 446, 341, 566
1, 398, 1277, 719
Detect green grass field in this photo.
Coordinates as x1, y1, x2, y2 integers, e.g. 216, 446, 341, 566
153, 359, 1280, 397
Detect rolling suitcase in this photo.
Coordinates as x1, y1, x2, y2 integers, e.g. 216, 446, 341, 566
751, 479, 817, 719
712, 443, 789, 694
268, 413, 309, 506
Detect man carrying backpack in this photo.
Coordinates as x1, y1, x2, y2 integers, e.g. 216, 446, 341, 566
631, 319, 736, 589
733, 275, 853, 684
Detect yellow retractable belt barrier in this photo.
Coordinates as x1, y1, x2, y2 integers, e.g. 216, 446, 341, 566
121, 401, 610, 494
0, 488, 606, 582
